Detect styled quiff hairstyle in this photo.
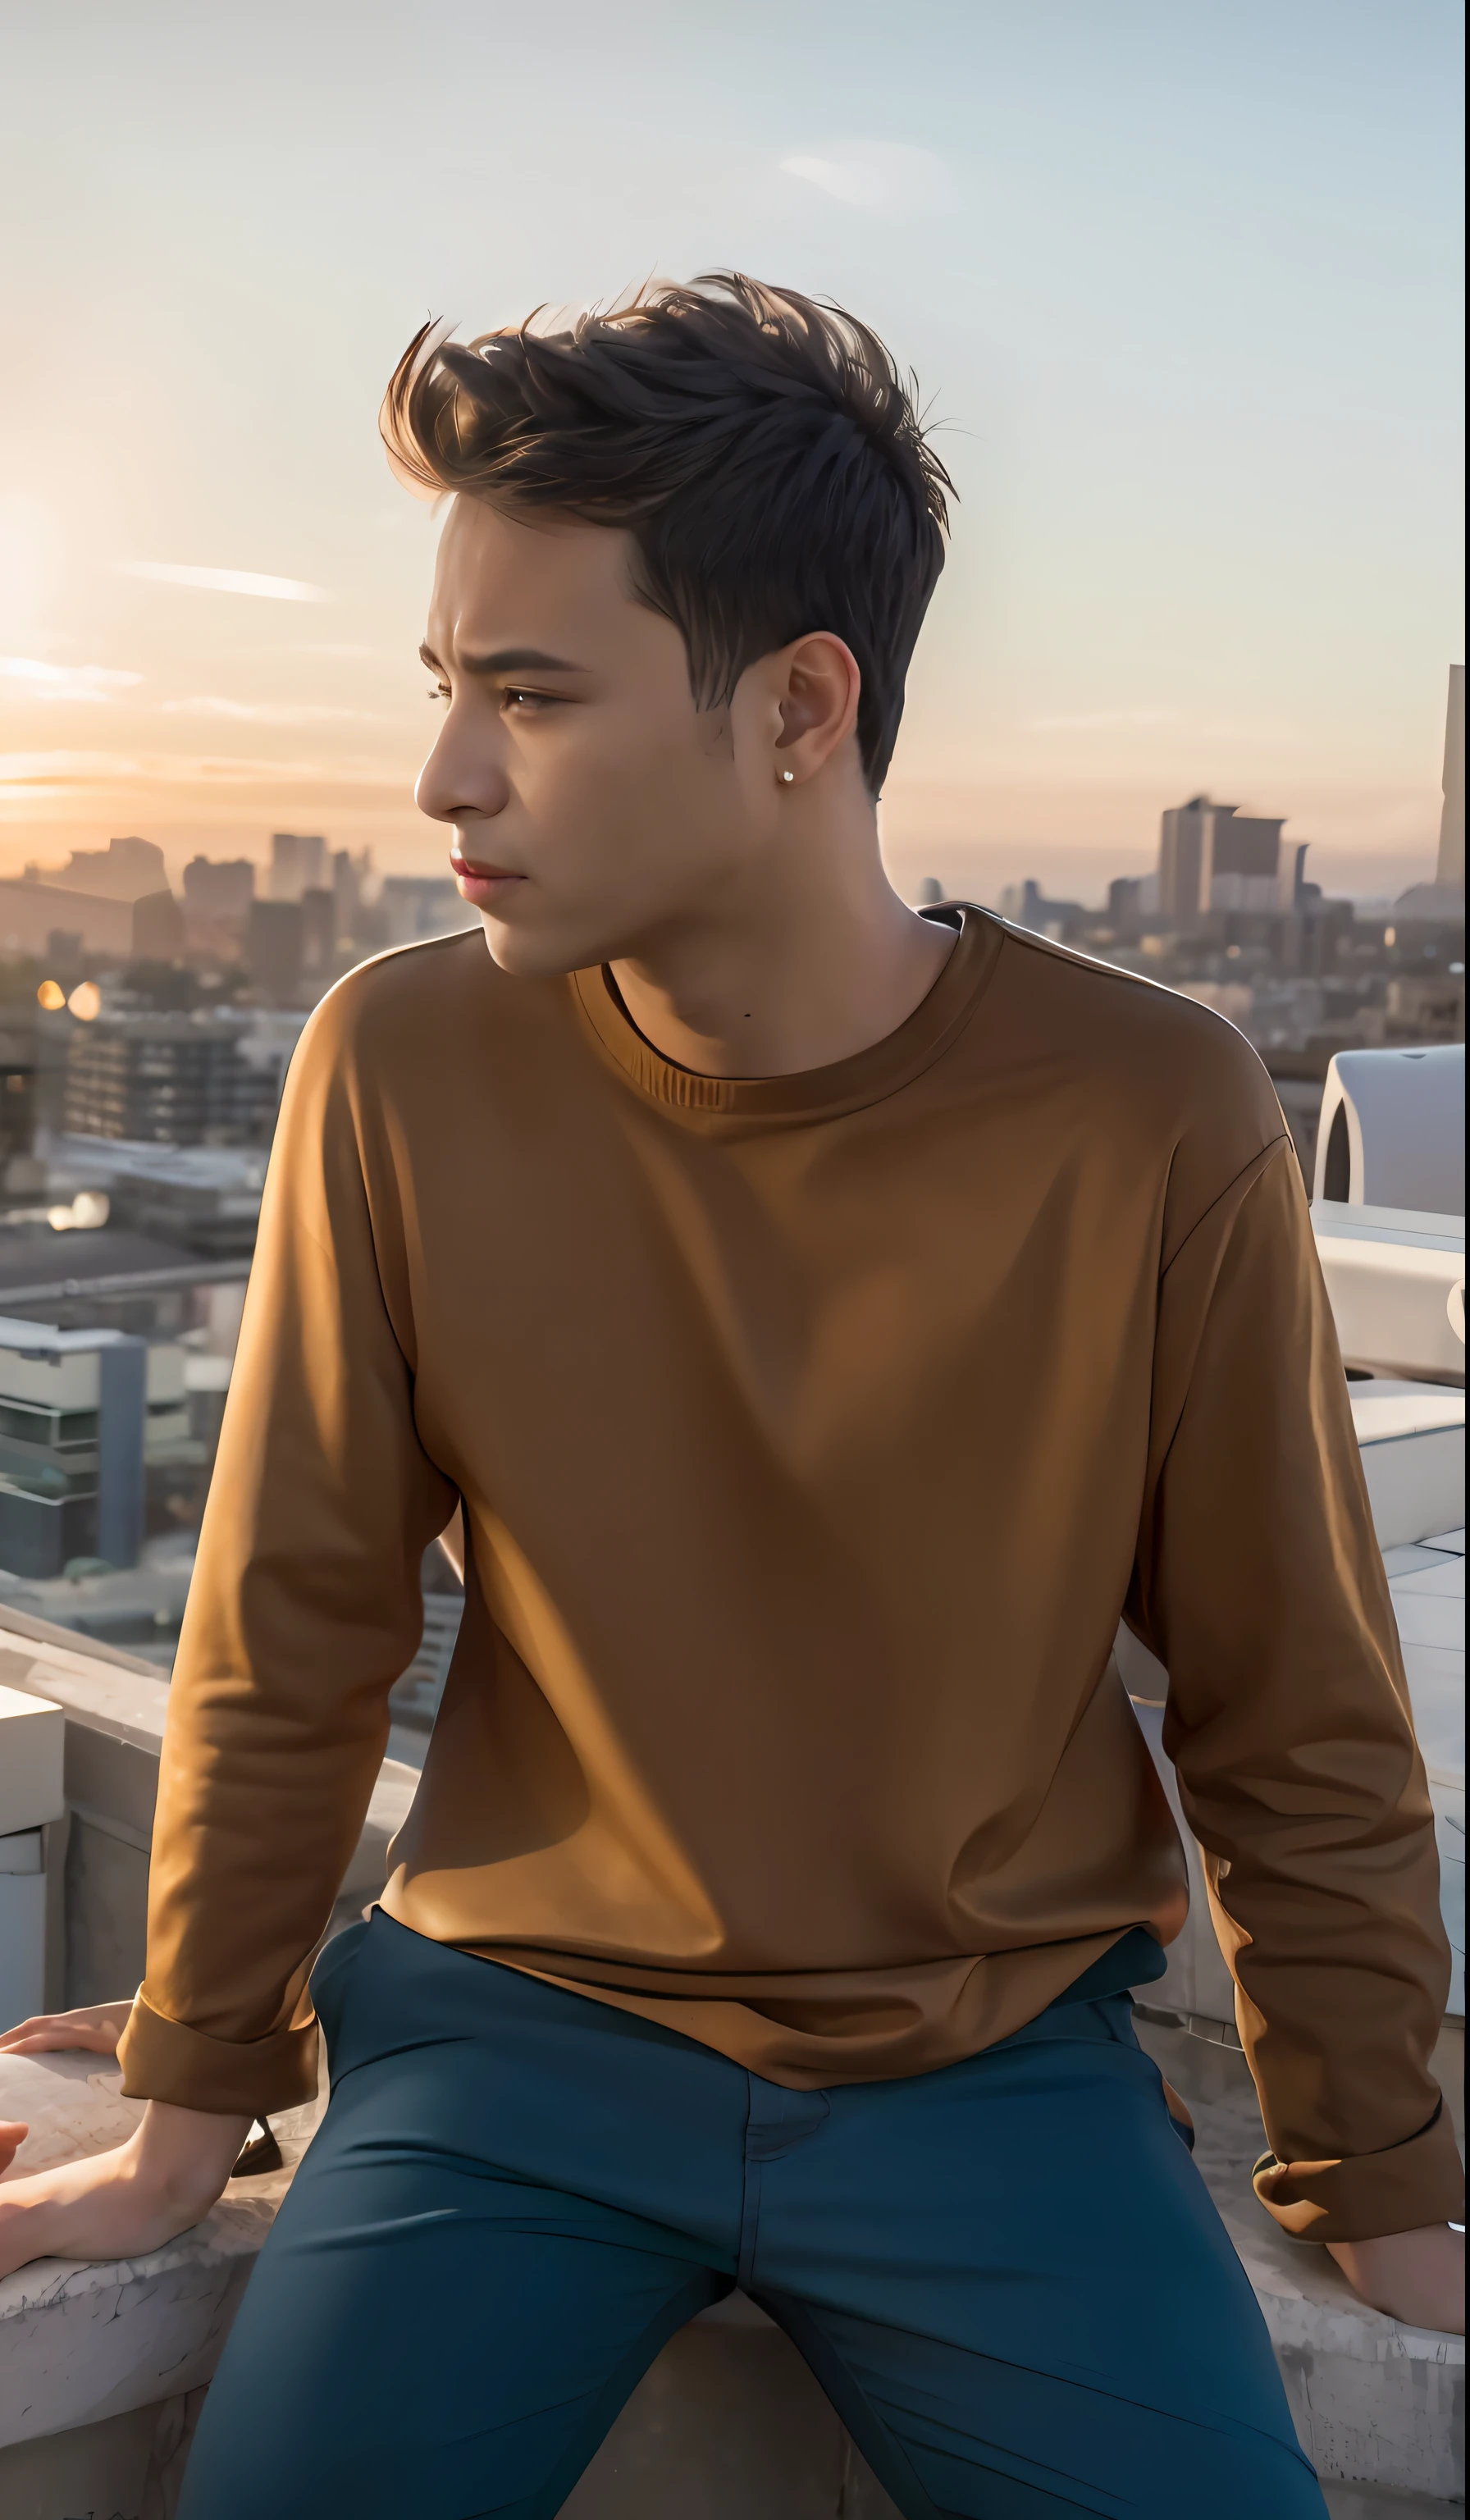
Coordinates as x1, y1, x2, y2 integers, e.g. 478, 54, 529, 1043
381, 274, 952, 794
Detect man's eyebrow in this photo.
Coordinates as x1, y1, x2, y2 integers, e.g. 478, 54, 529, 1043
418, 641, 588, 676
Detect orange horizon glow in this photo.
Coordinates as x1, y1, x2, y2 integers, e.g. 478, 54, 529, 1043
2, 6, 1463, 912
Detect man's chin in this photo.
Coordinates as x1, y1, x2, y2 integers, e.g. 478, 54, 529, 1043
475, 907, 614, 981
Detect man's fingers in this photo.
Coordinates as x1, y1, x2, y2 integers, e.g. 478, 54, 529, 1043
2, 2029, 121, 2056
0, 2121, 30, 2175
0, 2016, 124, 2057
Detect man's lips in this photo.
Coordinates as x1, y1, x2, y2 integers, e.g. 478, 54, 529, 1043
450, 848, 524, 889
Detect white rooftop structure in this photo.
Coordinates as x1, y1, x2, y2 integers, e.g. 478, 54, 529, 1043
1314, 1045, 1464, 1217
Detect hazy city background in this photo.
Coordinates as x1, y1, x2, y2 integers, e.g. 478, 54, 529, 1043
0, 0, 1463, 1729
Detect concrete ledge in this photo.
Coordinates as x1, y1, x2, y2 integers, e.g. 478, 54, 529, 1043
0, 2048, 324, 2448
3, 2024, 1463, 2513
1136, 2019, 1465, 2505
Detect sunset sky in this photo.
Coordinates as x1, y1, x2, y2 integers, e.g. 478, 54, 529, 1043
2, 0, 1463, 906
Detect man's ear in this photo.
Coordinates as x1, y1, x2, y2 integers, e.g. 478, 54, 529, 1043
770, 632, 862, 785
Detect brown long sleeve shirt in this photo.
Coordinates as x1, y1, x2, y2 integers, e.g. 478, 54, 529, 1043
117, 908, 1461, 2242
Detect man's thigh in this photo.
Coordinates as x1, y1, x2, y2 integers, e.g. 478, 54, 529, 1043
753, 1999, 1327, 2520
177, 2116, 724, 2520
177, 1920, 739, 2520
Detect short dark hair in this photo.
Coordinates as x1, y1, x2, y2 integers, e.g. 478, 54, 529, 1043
381, 274, 952, 793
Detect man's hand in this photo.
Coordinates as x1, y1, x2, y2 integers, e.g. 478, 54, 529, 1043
0, 2003, 249, 2280
1, 2002, 135, 2195
0, 2001, 133, 2059
0, 2098, 250, 2280
1327, 2226, 1465, 2333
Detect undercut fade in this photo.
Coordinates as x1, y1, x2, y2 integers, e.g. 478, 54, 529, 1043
381, 274, 953, 794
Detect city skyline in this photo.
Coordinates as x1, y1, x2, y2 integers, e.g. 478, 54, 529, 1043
1, 0, 1464, 904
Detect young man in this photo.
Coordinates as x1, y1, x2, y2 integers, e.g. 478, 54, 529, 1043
0, 276, 1462, 2518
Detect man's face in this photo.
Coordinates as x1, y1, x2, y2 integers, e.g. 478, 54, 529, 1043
416, 494, 776, 975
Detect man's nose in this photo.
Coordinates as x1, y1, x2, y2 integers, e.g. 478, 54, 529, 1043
415, 710, 512, 826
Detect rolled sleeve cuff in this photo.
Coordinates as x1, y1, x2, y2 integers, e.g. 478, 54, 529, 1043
116, 1988, 321, 2117
1253, 2100, 1465, 2243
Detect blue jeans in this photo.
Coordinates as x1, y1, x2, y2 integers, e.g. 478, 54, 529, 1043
178, 1910, 1325, 2518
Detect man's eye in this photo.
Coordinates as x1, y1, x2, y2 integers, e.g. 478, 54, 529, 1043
427, 682, 450, 702
503, 687, 557, 713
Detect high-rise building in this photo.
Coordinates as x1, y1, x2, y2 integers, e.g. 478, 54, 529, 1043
1106, 874, 1158, 931
378, 875, 480, 947
1157, 797, 1208, 924
269, 831, 328, 902
1157, 797, 1284, 924
1438, 663, 1464, 890
300, 887, 336, 977
183, 857, 255, 920
331, 848, 361, 943
131, 889, 187, 961
248, 899, 304, 998
1206, 810, 1285, 914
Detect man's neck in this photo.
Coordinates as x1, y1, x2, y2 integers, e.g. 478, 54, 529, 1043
608, 827, 956, 1081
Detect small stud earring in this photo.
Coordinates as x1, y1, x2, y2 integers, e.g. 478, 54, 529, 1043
780, 769, 795, 784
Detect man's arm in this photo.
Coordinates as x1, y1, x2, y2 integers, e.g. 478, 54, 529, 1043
114, 979, 458, 2118
2, 984, 456, 2269
1130, 1136, 1463, 2322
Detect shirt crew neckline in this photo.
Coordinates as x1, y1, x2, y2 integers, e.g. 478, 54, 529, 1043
569, 905, 1003, 1131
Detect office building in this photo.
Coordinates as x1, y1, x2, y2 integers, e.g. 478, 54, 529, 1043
332, 847, 364, 943
62, 1013, 280, 1145
0, 1318, 188, 1579
379, 875, 480, 947
183, 857, 255, 920
248, 899, 304, 999
300, 886, 336, 977
269, 831, 328, 902
1157, 797, 1285, 924
1105, 874, 1159, 932
131, 888, 186, 961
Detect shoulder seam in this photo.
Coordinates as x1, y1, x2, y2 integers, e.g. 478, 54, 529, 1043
1160, 1133, 1293, 1279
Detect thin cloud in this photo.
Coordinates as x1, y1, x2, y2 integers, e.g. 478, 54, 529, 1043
1025, 708, 1181, 733
119, 561, 331, 602
780, 141, 950, 212
0, 748, 146, 785
0, 746, 401, 791
1, 655, 142, 704
162, 696, 377, 725
288, 642, 384, 660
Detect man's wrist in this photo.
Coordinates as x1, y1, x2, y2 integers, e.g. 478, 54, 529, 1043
128, 2100, 253, 2214
1326, 2224, 1465, 2335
